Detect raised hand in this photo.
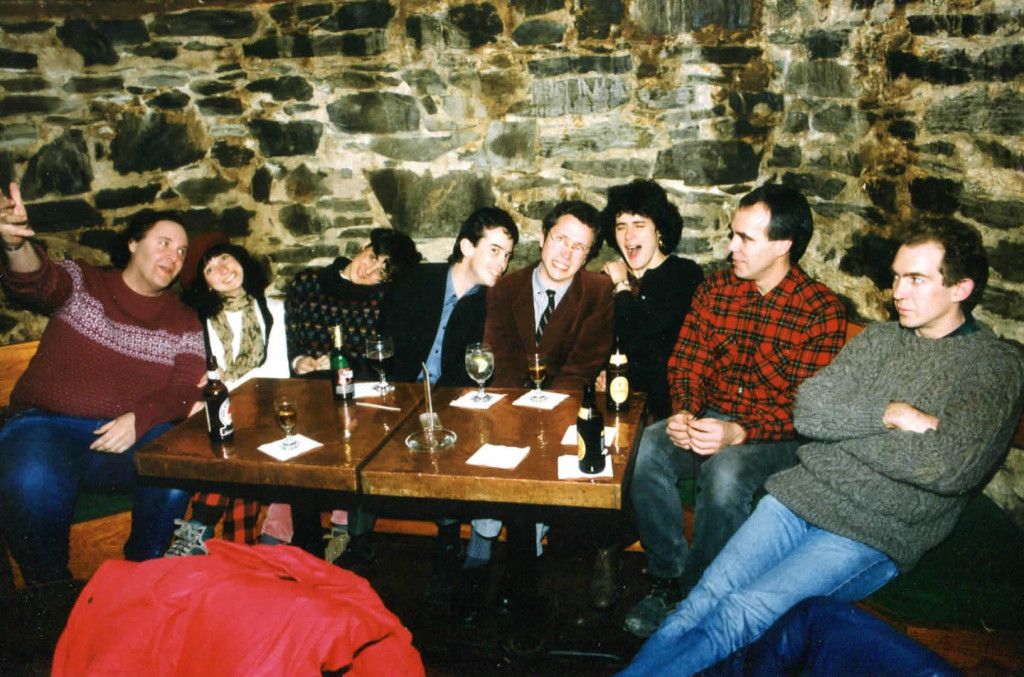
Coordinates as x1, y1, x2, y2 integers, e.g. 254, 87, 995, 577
1, 182, 32, 244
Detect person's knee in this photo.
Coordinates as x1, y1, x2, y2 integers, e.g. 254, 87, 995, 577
697, 451, 751, 499
634, 422, 674, 480
0, 456, 62, 506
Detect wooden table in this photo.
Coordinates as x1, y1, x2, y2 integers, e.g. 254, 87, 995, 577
360, 387, 647, 511
134, 378, 423, 493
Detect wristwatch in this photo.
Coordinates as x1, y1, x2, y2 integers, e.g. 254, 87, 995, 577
3, 240, 25, 252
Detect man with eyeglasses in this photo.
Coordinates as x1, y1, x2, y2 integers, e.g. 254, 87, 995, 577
486, 200, 613, 390
459, 201, 613, 628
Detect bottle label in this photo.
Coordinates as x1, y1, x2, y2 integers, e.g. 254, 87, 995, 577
576, 422, 604, 460
219, 399, 233, 437
335, 367, 354, 394
609, 375, 629, 404
577, 406, 593, 420
609, 353, 628, 367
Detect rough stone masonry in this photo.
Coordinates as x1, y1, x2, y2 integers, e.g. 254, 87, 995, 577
1, 0, 1022, 519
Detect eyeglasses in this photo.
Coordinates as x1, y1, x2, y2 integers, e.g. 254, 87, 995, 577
550, 234, 588, 256
364, 253, 392, 283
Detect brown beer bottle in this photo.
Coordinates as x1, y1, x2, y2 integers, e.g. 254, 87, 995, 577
577, 383, 606, 474
606, 334, 630, 412
203, 354, 234, 444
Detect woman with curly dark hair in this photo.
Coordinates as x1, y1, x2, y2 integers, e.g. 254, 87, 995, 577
164, 233, 290, 556
598, 179, 704, 422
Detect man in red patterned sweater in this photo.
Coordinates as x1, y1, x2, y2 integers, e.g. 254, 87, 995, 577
0, 182, 205, 584
623, 184, 848, 637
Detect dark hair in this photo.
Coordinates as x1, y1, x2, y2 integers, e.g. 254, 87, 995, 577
448, 207, 520, 264
599, 180, 683, 257
542, 200, 602, 262
367, 228, 421, 280
738, 184, 813, 263
181, 243, 274, 366
901, 220, 988, 313
109, 211, 184, 269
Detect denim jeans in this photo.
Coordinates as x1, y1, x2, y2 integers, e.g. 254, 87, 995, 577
618, 496, 898, 676
630, 415, 799, 588
701, 597, 960, 677
0, 410, 190, 584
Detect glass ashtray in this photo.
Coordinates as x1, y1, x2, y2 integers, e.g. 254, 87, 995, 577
405, 428, 457, 452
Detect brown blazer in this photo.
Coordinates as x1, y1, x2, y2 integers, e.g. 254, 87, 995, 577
484, 263, 614, 391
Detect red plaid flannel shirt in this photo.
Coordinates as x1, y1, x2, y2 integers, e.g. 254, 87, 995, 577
189, 492, 261, 543
667, 267, 846, 442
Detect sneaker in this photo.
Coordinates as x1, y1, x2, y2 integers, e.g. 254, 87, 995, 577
623, 576, 682, 638
164, 519, 215, 557
323, 524, 350, 564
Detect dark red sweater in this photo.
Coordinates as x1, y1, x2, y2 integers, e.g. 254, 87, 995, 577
3, 248, 204, 438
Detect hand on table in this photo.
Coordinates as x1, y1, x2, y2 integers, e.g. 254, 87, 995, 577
90, 413, 137, 454
294, 355, 328, 375
595, 369, 607, 392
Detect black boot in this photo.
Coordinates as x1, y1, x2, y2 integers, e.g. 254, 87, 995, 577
335, 531, 375, 579
588, 546, 620, 609
425, 521, 463, 605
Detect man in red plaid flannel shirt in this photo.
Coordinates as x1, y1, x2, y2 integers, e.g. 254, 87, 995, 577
623, 184, 847, 638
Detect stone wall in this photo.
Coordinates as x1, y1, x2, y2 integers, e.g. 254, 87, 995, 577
2, 0, 1023, 520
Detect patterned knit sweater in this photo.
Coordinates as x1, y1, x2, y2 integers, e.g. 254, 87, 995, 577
767, 321, 1024, 571
284, 257, 385, 380
3, 249, 205, 438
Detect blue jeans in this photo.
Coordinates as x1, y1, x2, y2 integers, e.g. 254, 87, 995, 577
0, 410, 190, 584
630, 415, 799, 588
619, 495, 898, 676
700, 597, 960, 677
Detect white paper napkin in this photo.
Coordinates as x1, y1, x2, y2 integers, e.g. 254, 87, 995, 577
450, 391, 507, 409
512, 391, 570, 409
258, 434, 323, 461
558, 454, 614, 479
560, 424, 618, 447
354, 382, 385, 399
466, 443, 530, 469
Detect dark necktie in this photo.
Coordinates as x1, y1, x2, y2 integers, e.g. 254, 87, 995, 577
536, 290, 556, 344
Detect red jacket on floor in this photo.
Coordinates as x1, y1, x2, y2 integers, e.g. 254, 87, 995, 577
52, 541, 424, 677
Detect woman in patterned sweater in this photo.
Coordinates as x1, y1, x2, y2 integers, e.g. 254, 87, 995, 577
286, 229, 421, 379
260, 229, 420, 551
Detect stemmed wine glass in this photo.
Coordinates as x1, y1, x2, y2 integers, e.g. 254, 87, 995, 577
527, 353, 546, 401
274, 395, 298, 450
366, 335, 394, 393
465, 343, 495, 402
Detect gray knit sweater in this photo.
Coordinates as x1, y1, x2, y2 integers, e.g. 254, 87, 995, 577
766, 321, 1024, 572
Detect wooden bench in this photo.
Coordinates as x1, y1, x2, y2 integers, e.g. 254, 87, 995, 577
1, 340, 137, 592
0, 340, 497, 590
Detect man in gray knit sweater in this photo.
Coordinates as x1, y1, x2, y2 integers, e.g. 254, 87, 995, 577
619, 220, 1024, 676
